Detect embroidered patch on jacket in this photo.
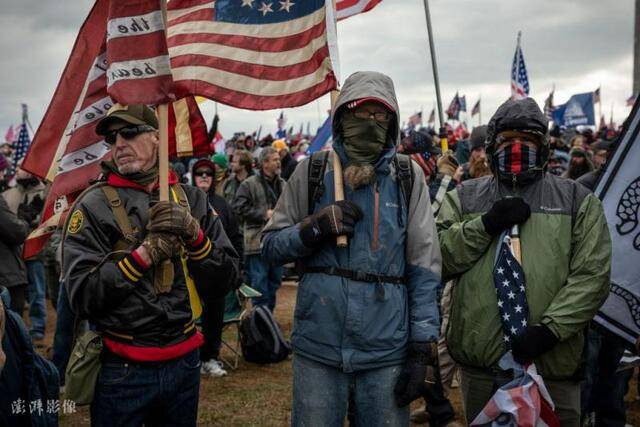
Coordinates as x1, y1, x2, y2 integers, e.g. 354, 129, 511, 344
67, 210, 84, 234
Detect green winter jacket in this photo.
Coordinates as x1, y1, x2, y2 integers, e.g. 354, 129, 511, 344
437, 173, 611, 380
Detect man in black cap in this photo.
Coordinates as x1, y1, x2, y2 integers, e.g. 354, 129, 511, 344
63, 103, 239, 426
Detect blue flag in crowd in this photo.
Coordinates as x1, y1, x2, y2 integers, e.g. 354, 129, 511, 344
552, 92, 595, 128
308, 116, 332, 153
493, 236, 529, 348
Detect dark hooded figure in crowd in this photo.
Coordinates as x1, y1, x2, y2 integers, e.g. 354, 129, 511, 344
437, 98, 611, 425
563, 146, 594, 181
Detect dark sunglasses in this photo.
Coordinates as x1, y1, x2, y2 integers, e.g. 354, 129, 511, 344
194, 170, 214, 178
352, 109, 391, 123
105, 125, 156, 145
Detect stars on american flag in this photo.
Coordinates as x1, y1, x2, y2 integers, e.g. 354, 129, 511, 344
257, 2, 273, 15
494, 237, 529, 349
242, 0, 295, 14
279, 0, 295, 12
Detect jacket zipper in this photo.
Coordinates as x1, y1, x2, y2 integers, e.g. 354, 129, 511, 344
372, 181, 380, 251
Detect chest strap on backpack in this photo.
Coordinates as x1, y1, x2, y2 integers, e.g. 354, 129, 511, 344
431, 175, 452, 216
302, 266, 406, 302
302, 266, 406, 285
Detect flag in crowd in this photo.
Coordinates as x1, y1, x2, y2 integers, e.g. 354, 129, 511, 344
276, 112, 287, 138
459, 95, 467, 112
552, 92, 596, 128
20, 0, 209, 259
543, 89, 555, 120
308, 115, 332, 153
446, 92, 462, 120
4, 125, 17, 144
593, 87, 601, 104
510, 31, 530, 100
593, 100, 640, 347
336, 0, 383, 20
407, 111, 422, 128
166, 0, 338, 110
8, 123, 31, 179
599, 115, 607, 130
427, 108, 436, 125
106, 0, 174, 105
471, 99, 480, 117
627, 94, 637, 107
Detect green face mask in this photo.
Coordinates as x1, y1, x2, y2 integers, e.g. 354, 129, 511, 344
341, 113, 390, 165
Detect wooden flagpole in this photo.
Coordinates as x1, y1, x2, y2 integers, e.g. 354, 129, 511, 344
157, 0, 173, 292
329, 0, 347, 248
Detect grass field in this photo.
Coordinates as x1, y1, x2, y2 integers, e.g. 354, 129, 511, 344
30, 283, 640, 426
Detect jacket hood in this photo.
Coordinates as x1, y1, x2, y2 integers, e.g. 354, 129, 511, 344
332, 71, 400, 146
331, 71, 400, 171
486, 98, 548, 148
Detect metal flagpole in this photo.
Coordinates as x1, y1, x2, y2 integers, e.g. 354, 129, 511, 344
421, 0, 448, 152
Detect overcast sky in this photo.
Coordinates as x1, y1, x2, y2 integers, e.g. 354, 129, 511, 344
0, 0, 634, 139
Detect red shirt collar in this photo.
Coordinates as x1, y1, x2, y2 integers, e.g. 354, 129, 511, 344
106, 170, 179, 192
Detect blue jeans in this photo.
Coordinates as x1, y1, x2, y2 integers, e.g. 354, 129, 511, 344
52, 285, 75, 384
245, 254, 282, 311
581, 327, 628, 426
91, 349, 201, 427
26, 259, 47, 338
292, 353, 409, 427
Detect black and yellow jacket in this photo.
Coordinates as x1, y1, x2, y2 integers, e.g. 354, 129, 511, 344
62, 172, 239, 349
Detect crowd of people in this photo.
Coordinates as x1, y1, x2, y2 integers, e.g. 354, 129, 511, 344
0, 70, 631, 427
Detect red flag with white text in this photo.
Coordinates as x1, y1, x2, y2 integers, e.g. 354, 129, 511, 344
21, 0, 209, 259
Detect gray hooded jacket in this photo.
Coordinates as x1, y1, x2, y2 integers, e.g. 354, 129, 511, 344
261, 71, 442, 372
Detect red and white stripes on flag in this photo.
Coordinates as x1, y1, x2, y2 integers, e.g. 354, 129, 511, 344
106, 0, 175, 105
21, 0, 209, 259
336, 0, 383, 20
166, 0, 338, 110
471, 355, 560, 427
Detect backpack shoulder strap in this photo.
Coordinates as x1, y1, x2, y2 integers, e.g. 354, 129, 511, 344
100, 185, 137, 245
431, 175, 452, 216
307, 150, 329, 215
394, 153, 414, 208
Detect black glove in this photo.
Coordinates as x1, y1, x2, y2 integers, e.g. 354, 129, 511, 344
481, 197, 531, 236
299, 200, 363, 247
17, 203, 39, 225
394, 342, 438, 408
511, 325, 559, 365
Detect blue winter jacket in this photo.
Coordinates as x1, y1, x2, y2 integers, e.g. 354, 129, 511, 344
261, 71, 442, 372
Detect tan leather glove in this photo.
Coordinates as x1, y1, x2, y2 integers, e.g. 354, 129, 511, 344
141, 232, 180, 265
147, 201, 200, 244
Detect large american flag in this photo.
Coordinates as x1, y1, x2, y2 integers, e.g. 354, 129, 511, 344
511, 32, 530, 100
336, 0, 382, 20
166, 0, 338, 110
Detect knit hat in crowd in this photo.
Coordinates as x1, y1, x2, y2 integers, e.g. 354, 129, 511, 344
211, 153, 228, 170
272, 139, 288, 151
